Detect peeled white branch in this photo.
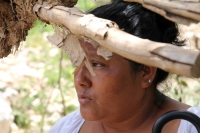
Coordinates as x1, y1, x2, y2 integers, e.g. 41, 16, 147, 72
35, 5, 200, 78
124, 0, 200, 25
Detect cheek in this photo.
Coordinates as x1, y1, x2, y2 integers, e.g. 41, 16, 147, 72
93, 68, 135, 101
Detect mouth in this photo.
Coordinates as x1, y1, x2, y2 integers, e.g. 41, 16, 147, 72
78, 94, 93, 105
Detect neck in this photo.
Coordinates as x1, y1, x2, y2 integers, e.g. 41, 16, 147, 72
101, 91, 164, 133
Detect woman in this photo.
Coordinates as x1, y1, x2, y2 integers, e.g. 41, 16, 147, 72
49, 1, 200, 133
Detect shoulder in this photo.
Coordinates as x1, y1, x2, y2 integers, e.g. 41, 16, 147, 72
178, 106, 200, 133
48, 110, 85, 133
187, 106, 200, 115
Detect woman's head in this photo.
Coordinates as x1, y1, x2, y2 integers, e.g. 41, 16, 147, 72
89, 0, 183, 86
74, 39, 157, 122
74, 1, 183, 121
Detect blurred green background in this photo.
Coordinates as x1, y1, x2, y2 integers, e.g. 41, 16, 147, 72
0, 0, 200, 133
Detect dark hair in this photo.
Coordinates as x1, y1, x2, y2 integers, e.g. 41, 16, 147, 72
88, 1, 184, 86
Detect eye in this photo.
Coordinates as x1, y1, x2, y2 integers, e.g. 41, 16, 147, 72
92, 61, 105, 67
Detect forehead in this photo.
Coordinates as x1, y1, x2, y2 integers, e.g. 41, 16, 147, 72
80, 38, 128, 62
78, 38, 133, 74
79, 39, 102, 59
79, 39, 113, 61
79, 40, 96, 52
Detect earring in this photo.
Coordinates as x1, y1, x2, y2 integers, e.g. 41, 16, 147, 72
148, 79, 151, 83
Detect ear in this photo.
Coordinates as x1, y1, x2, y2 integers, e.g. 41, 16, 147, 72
141, 65, 157, 89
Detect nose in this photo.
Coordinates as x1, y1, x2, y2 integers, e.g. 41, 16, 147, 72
74, 62, 92, 88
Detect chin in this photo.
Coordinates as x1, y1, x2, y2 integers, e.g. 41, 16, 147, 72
80, 107, 100, 121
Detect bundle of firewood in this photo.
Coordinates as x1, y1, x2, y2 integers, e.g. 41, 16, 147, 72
0, 0, 200, 78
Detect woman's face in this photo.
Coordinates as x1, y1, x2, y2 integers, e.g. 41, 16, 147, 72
74, 40, 145, 122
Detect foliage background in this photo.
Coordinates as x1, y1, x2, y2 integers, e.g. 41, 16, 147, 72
0, 0, 199, 133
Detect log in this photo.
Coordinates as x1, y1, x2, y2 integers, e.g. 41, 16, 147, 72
124, 0, 200, 25
33, 5, 200, 78
144, 0, 200, 14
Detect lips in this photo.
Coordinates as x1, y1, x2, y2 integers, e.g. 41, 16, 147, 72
78, 94, 93, 105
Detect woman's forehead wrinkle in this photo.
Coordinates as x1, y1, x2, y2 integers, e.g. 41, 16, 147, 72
85, 49, 101, 59
81, 40, 112, 60
82, 42, 100, 58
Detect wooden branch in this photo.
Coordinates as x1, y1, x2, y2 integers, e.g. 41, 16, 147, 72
144, 0, 200, 14
33, 5, 200, 78
144, 0, 200, 21
124, 0, 200, 25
